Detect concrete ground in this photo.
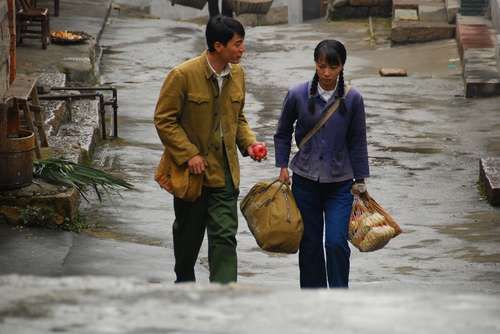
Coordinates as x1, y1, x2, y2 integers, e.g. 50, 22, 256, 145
1, 0, 500, 332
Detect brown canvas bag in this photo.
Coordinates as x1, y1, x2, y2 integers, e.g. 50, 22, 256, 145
240, 179, 303, 253
155, 149, 203, 202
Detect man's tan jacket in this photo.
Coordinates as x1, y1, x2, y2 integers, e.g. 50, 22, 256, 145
154, 51, 256, 189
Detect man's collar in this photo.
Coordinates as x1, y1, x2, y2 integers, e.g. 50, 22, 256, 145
202, 50, 232, 79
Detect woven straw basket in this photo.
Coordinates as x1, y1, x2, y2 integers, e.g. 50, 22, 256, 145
171, 0, 207, 10
230, 0, 273, 15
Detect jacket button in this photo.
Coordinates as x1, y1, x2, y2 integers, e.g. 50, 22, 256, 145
319, 156, 323, 160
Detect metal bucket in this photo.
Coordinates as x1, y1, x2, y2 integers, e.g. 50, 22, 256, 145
0, 129, 35, 190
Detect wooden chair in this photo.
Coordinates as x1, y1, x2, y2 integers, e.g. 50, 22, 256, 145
16, 0, 50, 49
32, 0, 60, 17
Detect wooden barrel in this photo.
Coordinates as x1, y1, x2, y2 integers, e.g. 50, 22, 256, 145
0, 129, 35, 190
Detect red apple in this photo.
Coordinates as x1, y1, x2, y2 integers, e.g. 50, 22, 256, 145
253, 143, 267, 160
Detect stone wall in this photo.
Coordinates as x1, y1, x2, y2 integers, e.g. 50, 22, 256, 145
0, 1, 10, 97
328, 0, 392, 20
491, 0, 500, 33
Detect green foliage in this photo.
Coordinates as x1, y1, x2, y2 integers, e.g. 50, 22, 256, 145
477, 180, 487, 199
20, 206, 57, 228
61, 213, 88, 233
33, 158, 134, 202
20, 206, 88, 232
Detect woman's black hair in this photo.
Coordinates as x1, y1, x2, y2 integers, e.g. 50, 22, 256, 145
206, 15, 245, 52
308, 40, 347, 114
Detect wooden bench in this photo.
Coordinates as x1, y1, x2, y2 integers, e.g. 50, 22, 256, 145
3, 74, 48, 158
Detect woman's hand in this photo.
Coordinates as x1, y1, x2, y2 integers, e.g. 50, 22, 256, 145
279, 167, 290, 185
351, 181, 367, 195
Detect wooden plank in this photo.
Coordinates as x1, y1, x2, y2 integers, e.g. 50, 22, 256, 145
0, 3, 8, 22
4, 74, 39, 100
29, 89, 48, 147
18, 99, 41, 158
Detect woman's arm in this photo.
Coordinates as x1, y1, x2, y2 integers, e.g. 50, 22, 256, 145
347, 91, 370, 180
274, 90, 298, 169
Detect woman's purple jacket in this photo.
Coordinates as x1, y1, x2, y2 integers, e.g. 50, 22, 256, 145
273, 81, 369, 183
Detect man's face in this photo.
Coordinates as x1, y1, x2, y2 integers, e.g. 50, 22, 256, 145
214, 34, 245, 64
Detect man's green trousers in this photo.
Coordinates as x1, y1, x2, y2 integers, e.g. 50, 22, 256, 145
172, 160, 238, 284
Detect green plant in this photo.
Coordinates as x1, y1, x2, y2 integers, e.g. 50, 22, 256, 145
33, 158, 134, 202
20, 206, 57, 228
61, 213, 88, 232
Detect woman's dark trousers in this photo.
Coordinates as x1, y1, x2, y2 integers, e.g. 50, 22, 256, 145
292, 174, 353, 288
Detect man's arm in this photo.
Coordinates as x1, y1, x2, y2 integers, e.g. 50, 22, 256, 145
154, 68, 200, 166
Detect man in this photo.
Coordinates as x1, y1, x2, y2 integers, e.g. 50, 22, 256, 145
208, 0, 233, 18
154, 16, 266, 284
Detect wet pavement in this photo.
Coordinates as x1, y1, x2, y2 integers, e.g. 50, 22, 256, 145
2, 275, 500, 334
1, 4, 500, 332
68, 11, 500, 293
1, 0, 500, 303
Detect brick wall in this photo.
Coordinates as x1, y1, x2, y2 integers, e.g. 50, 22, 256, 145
0, 1, 10, 97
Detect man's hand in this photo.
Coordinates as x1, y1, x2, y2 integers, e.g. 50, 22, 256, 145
248, 142, 267, 162
351, 182, 367, 195
188, 155, 208, 174
279, 167, 290, 185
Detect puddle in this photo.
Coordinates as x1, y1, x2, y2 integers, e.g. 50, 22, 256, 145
383, 146, 443, 154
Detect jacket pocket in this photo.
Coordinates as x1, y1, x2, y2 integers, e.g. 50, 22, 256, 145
230, 94, 244, 112
294, 148, 311, 173
330, 149, 345, 177
187, 94, 210, 112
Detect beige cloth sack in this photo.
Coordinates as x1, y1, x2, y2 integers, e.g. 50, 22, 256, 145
240, 180, 303, 253
155, 149, 203, 202
349, 192, 402, 252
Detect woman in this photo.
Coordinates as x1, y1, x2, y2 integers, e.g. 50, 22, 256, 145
274, 40, 369, 288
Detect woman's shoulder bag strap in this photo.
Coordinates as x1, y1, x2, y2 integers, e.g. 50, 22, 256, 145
298, 85, 351, 150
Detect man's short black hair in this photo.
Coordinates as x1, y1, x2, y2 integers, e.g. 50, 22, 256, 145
206, 15, 245, 52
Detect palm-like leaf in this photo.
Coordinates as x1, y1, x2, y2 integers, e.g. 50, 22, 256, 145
33, 158, 134, 202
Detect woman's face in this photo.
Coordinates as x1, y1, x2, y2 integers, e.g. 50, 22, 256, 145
315, 58, 343, 90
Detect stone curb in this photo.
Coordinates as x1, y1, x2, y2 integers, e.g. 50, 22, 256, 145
0, 0, 114, 228
479, 157, 500, 206
456, 14, 500, 97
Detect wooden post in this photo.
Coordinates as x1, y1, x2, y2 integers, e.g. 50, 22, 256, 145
7, 0, 16, 84
0, 102, 7, 149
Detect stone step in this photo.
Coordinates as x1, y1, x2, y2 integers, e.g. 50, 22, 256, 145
463, 48, 500, 97
419, 3, 447, 21
391, 20, 455, 43
393, 0, 442, 11
455, 15, 500, 97
479, 157, 500, 206
445, 0, 459, 23
456, 13, 492, 26
456, 23, 495, 59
